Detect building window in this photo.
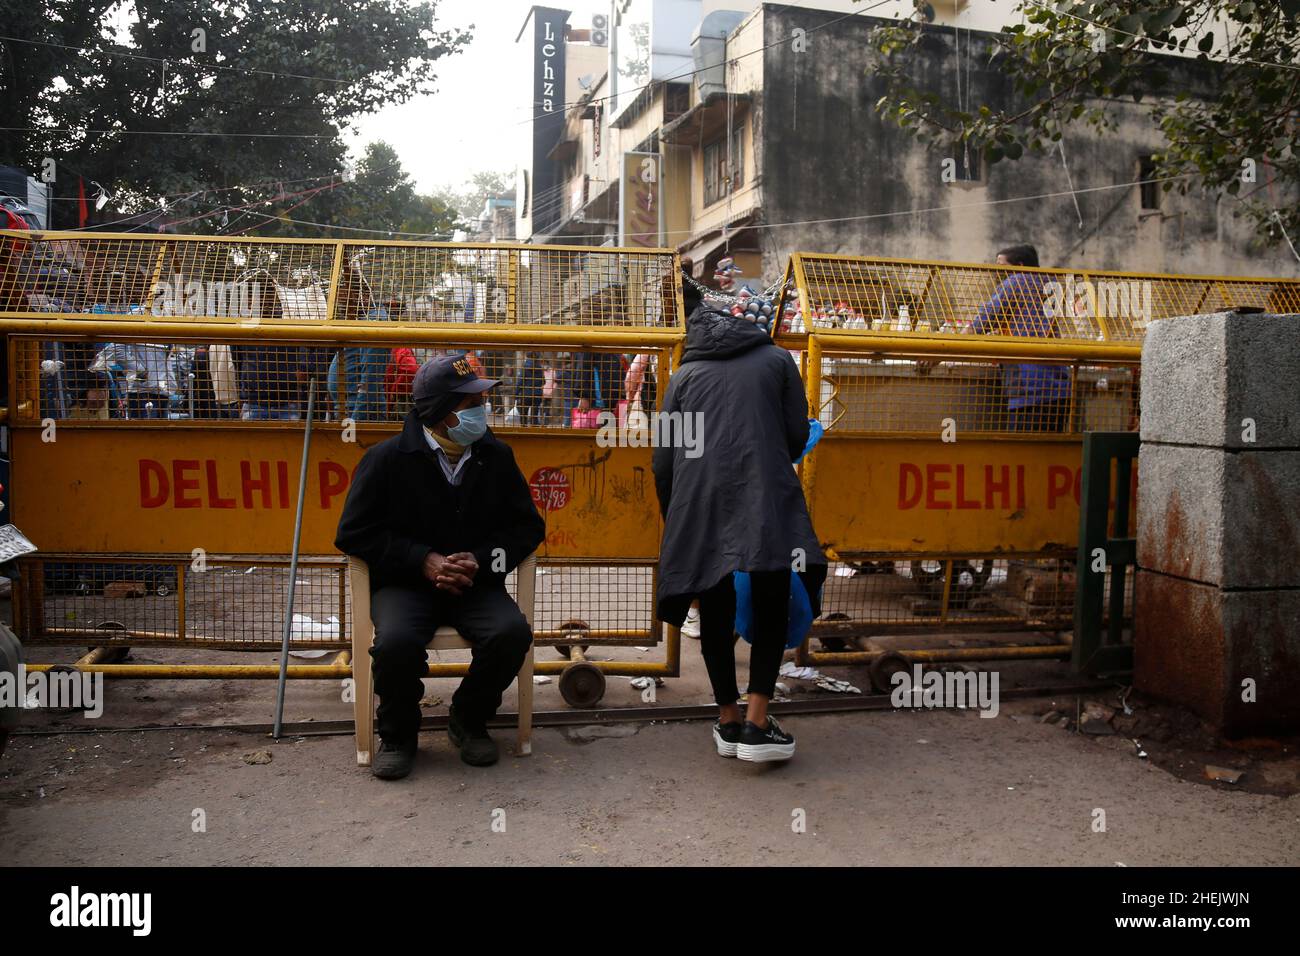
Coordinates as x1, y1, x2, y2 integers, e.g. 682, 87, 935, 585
703, 123, 745, 206
1139, 154, 1159, 210
952, 142, 981, 183
665, 82, 689, 121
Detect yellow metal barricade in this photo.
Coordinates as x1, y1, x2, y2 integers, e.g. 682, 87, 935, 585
4, 231, 1298, 695
773, 252, 1299, 678
1, 231, 686, 703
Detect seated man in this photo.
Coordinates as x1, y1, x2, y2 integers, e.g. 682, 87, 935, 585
965, 243, 1073, 432
335, 355, 545, 779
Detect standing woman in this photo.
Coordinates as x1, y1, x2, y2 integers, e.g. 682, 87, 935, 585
653, 276, 826, 763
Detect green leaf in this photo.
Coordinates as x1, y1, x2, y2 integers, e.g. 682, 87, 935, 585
1116, 14, 1143, 35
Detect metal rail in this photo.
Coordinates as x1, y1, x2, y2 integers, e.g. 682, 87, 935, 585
8, 679, 1114, 738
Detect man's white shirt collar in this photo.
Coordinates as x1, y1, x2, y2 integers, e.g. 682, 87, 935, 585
422, 426, 473, 485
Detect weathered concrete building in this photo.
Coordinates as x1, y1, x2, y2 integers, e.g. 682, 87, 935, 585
516, 3, 1298, 284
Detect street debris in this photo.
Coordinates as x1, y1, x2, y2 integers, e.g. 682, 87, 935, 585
1080, 700, 1117, 735
564, 724, 640, 742
779, 662, 818, 680
287, 614, 338, 657
241, 750, 273, 765
625, 677, 665, 689
778, 661, 860, 694
814, 676, 861, 694
1204, 765, 1244, 784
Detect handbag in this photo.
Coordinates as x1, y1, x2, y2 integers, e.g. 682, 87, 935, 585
570, 406, 602, 429
733, 571, 818, 650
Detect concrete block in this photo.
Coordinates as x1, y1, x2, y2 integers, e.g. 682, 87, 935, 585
1141, 312, 1300, 449
1136, 570, 1300, 735
1136, 444, 1300, 589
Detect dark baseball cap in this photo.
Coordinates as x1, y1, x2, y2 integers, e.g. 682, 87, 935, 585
411, 353, 498, 424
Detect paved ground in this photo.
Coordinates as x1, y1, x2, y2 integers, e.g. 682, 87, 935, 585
4, 659, 1299, 866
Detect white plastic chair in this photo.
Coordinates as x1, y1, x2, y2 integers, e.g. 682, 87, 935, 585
348, 554, 536, 765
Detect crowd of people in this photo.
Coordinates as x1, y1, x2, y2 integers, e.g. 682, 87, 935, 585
30, 241, 1080, 435
30, 262, 662, 426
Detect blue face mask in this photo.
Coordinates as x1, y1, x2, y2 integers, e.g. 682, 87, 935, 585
446, 403, 488, 444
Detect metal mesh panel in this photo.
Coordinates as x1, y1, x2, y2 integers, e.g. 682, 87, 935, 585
532, 561, 657, 645
781, 256, 1300, 341
18, 337, 668, 428
817, 352, 1138, 434
17, 555, 349, 650
0, 233, 682, 328
813, 555, 1131, 634
16, 554, 667, 650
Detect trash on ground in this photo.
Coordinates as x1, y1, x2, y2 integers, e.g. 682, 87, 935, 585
779, 662, 819, 681
242, 750, 273, 765
1081, 716, 1115, 735
564, 724, 640, 742
1204, 765, 1244, 784
532, 675, 552, 685
289, 614, 338, 657
814, 676, 861, 694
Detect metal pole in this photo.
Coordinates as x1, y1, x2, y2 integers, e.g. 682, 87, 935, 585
273, 378, 316, 738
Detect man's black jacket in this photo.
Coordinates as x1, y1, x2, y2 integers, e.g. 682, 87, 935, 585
334, 411, 545, 591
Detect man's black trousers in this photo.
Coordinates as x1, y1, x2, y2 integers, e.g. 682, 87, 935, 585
370, 581, 532, 744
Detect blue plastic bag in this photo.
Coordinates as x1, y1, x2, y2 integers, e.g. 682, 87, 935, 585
797, 419, 824, 463
733, 570, 816, 651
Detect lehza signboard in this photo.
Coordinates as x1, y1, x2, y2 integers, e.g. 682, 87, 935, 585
523, 7, 568, 233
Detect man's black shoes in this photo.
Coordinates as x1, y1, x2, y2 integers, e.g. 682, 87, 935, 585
448, 707, 499, 766
371, 738, 417, 779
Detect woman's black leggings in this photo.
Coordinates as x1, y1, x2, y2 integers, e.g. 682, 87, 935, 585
696, 569, 791, 707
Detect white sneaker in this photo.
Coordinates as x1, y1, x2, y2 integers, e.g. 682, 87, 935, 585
680, 606, 701, 639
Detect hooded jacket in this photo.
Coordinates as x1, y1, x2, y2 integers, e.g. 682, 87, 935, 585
652, 307, 826, 625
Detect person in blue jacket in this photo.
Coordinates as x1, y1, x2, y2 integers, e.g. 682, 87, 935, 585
965, 244, 1073, 432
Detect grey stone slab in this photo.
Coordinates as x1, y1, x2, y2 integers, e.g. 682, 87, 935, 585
1136, 570, 1300, 736
1141, 312, 1300, 448
1137, 443, 1300, 588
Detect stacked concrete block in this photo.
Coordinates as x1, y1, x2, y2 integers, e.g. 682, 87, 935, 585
1136, 311, 1300, 735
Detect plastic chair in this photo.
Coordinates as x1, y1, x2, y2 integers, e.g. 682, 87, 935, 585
347, 554, 536, 766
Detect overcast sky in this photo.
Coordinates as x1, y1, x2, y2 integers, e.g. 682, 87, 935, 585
346, 0, 607, 195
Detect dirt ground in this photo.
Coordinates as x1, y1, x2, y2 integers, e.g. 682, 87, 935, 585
4, 638, 1298, 866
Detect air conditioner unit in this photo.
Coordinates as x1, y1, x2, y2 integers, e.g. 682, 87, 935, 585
591, 12, 608, 45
